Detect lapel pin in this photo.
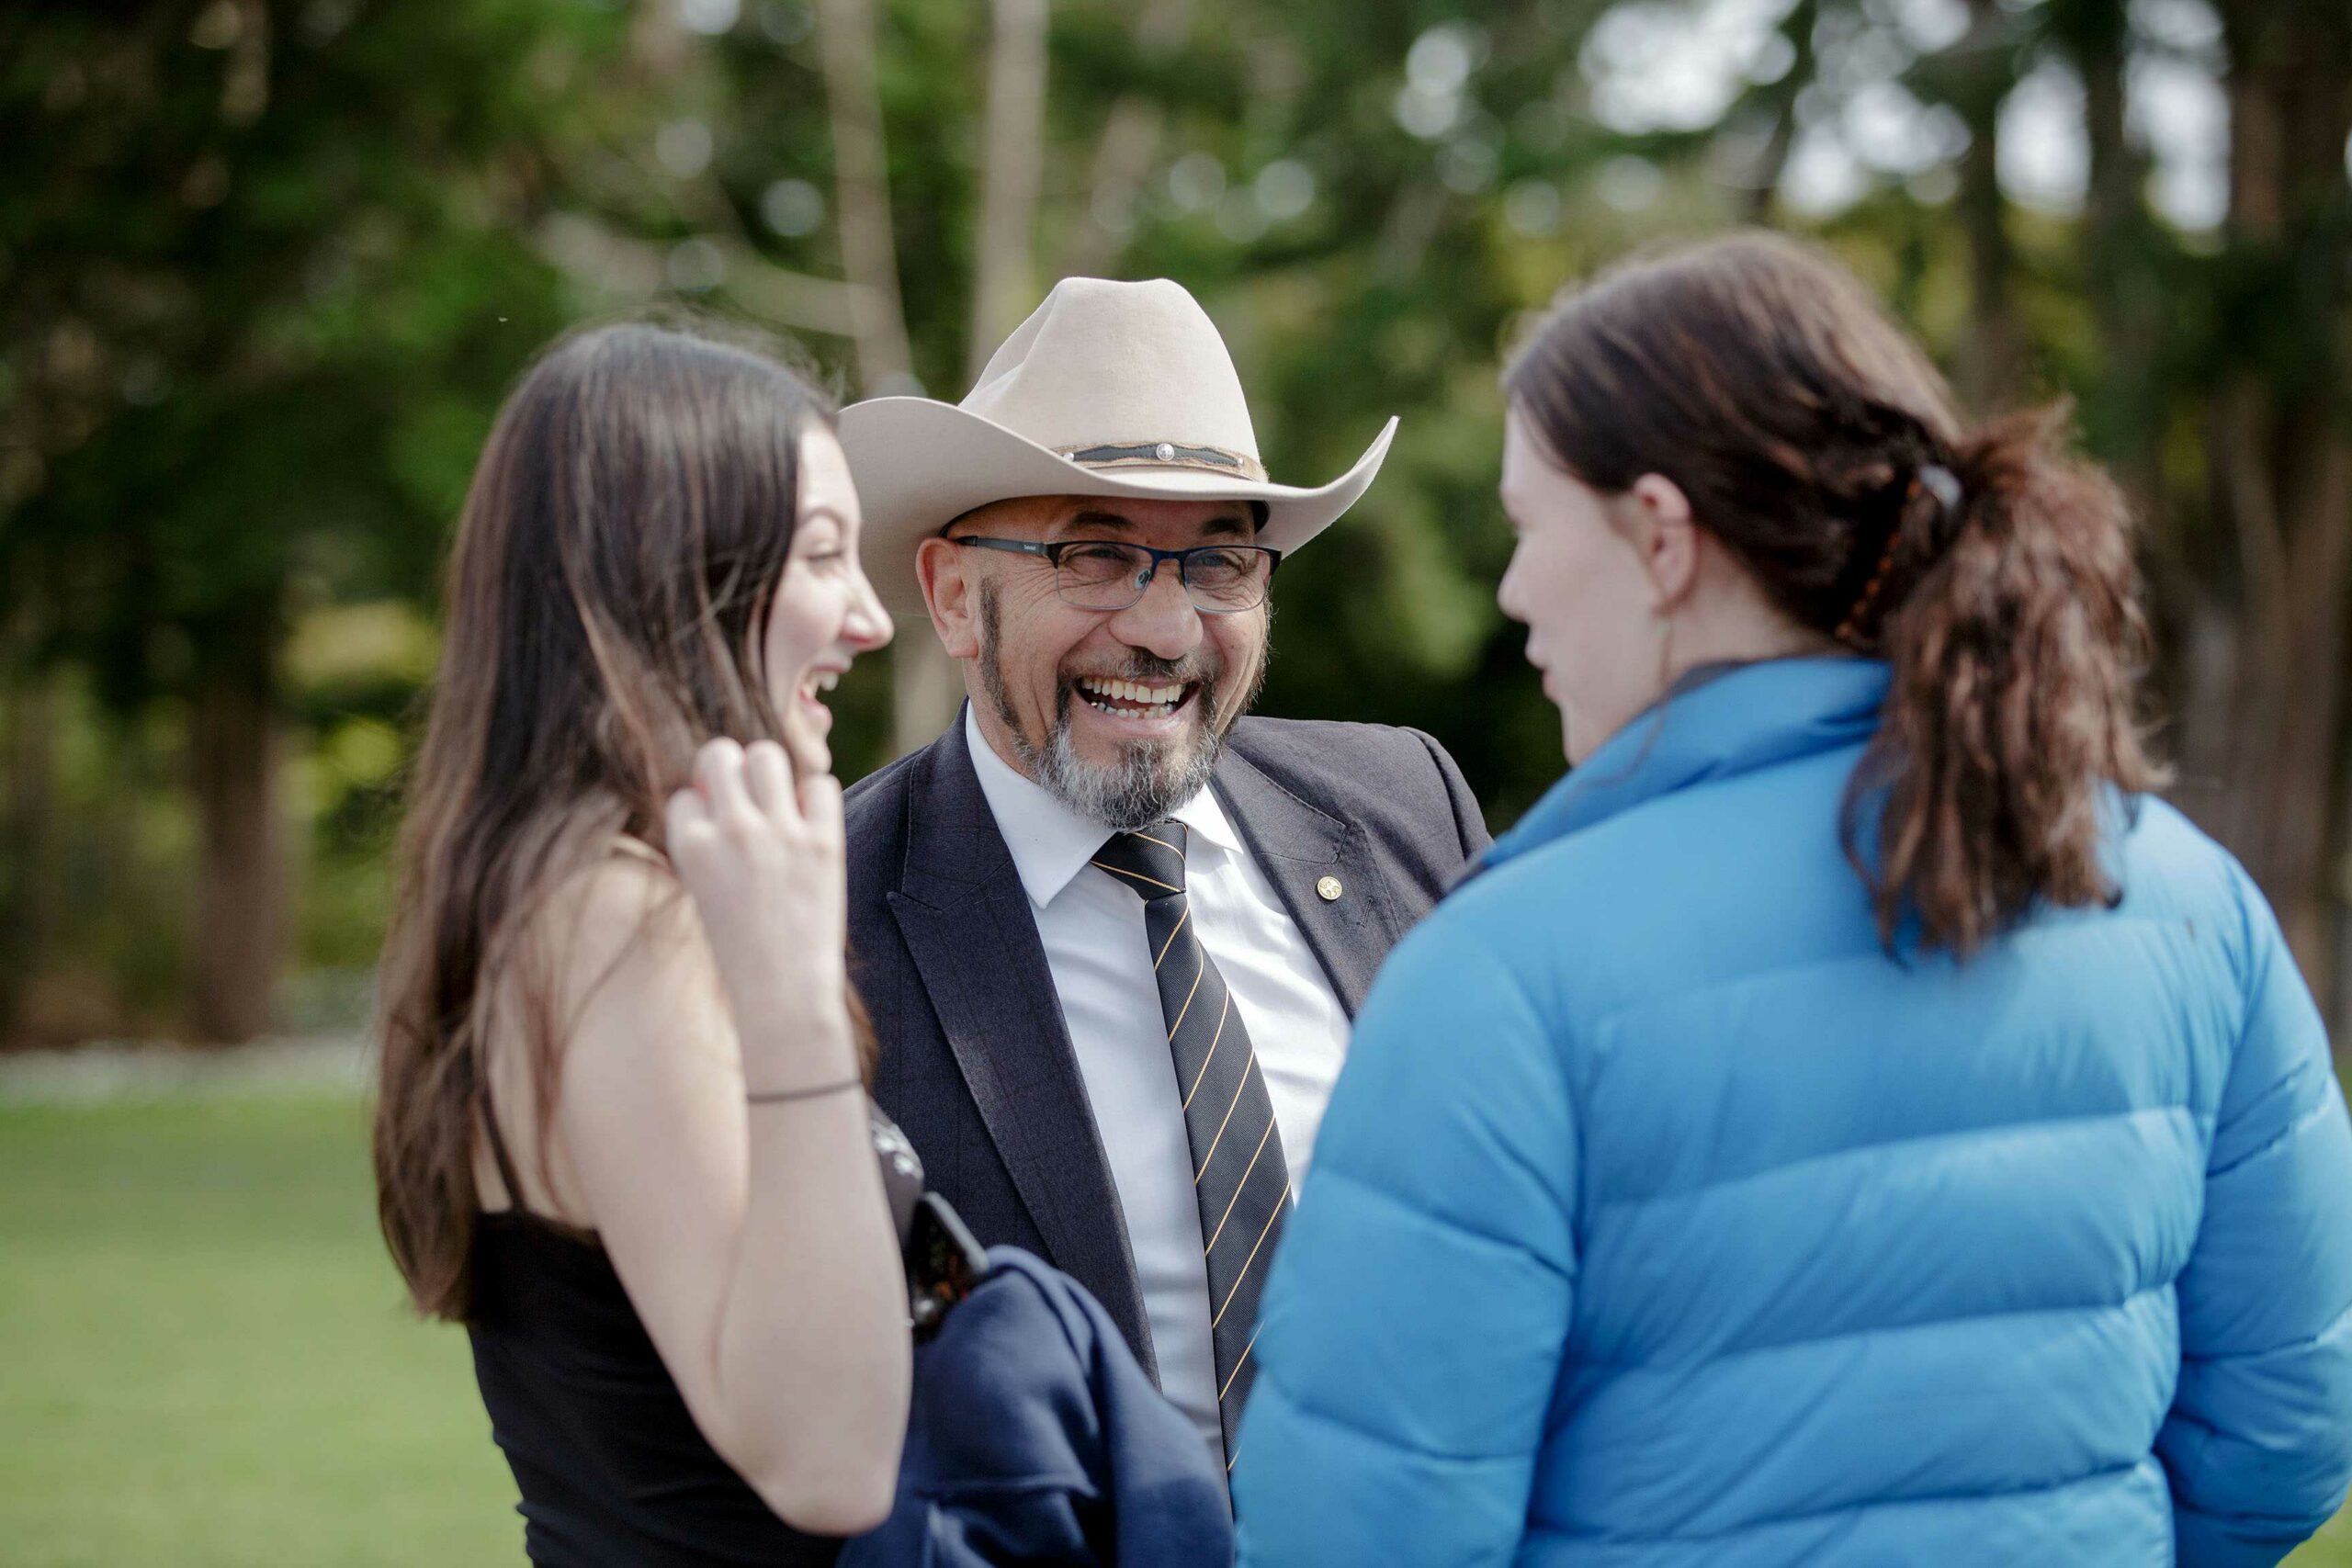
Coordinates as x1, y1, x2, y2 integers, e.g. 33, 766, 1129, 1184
1316, 875, 1343, 902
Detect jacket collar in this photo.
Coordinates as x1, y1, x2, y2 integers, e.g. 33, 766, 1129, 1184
888, 712, 1157, 1370
1480, 656, 1890, 875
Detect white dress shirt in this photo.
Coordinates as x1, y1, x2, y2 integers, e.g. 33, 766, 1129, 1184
962, 705, 1351, 1456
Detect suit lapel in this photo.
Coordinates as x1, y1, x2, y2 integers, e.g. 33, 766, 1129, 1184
1213, 742, 1403, 1019
886, 718, 1154, 1374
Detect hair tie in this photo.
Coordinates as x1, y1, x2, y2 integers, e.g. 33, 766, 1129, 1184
1916, 461, 1963, 517
1833, 461, 1963, 649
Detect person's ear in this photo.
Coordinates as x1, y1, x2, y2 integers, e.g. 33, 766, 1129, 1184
916, 536, 980, 660
1624, 473, 1699, 613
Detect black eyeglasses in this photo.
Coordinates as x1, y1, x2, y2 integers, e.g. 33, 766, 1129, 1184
950, 536, 1283, 614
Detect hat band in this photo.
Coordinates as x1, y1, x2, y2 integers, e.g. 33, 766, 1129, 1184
1059, 441, 1269, 482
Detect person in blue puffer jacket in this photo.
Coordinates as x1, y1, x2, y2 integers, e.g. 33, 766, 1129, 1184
1232, 231, 2352, 1568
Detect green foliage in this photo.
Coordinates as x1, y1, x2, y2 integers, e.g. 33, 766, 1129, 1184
0, 1, 614, 699
5, 674, 200, 1036
3, 0, 2348, 1037
0, 3, 653, 1036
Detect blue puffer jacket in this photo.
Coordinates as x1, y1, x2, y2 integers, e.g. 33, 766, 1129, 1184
1234, 658, 2352, 1568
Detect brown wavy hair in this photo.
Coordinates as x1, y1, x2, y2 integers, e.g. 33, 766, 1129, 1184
372, 320, 861, 1322
1504, 231, 2164, 955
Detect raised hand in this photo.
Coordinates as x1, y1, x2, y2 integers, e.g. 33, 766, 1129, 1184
663, 738, 851, 1052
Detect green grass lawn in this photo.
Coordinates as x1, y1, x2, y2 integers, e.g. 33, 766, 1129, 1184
2, 1088, 2348, 1565
0, 1093, 519, 1566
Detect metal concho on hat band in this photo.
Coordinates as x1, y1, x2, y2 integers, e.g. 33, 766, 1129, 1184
1058, 441, 1270, 482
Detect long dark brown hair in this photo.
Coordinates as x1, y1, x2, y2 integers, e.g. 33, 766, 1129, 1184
1505, 231, 2164, 956
373, 320, 847, 1321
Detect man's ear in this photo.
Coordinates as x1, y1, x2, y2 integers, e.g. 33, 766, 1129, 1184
1624, 472, 1699, 613
916, 536, 981, 660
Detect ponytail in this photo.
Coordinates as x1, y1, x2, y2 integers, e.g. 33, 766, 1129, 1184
1504, 231, 2165, 957
1849, 406, 2165, 954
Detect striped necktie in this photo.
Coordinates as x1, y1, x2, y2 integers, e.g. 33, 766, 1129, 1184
1093, 821, 1290, 1465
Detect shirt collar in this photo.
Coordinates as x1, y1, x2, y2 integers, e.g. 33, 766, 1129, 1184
962, 705, 1242, 908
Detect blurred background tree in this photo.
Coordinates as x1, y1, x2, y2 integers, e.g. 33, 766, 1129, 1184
2, 0, 2348, 1049
0, 0, 620, 1039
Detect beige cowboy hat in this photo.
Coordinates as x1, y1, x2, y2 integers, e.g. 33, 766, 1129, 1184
838, 276, 1398, 615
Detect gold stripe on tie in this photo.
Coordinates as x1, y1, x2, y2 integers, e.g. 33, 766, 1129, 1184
1093, 818, 1286, 1463
1164, 950, 1206, 1040
1204, 1115, 1278, 1253
1218, 1326, 1261, 1403
1193, 1055, 1259, 1183
1214, 1199, 1286, 1328
1180, 993, 1230, 1112
1152, 904, 1191, 970
1091, 859, 1183, 896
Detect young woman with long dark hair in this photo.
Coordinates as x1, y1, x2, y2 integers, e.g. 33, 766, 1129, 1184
372, 321, 907, 1564
1234, 233, 2352, 1565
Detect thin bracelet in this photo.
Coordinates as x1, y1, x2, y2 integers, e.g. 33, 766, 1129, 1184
744, 1076, 863, 1105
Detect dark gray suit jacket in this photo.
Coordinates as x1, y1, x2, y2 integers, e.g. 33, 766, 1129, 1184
844, 710, 1490, 1375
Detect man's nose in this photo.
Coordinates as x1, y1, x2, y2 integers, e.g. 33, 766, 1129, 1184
1107, 558, 1204, 661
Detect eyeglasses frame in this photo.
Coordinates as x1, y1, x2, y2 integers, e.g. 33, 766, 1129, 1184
947, 535, 1283, 615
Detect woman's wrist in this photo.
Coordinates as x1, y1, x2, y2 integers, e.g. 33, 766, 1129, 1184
733, 999, 858, 1084
745, 1076, 863, 1105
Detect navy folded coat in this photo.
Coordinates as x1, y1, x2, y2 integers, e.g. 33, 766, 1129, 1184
843, 1247, 1234, 1568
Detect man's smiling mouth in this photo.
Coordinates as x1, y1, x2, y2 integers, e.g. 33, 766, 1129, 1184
1073, 675, 1196, 720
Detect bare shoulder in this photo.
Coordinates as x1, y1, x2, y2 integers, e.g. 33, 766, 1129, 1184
480, 842, 739, 1223
513, 842, 723, 1052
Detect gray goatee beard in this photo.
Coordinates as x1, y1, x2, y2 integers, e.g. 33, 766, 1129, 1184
978, 583, 1264, 833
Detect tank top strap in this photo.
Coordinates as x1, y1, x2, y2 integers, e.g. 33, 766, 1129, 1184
480, 1075, 532, 1216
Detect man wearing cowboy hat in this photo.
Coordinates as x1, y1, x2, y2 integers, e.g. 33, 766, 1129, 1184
837, 276, 1488, 1473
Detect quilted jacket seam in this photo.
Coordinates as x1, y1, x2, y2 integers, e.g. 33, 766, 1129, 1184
1530, 1458, 2152, 1548
1314, 1163, 1577, 1286
1575, 908, 2191, 1043
2206, 1075, 2339, 1180
2179, 1292, 2352, 1369
1250, 1364, 1531, 1467
1568, 1281, 2172, 1372
1589, 1104, 2203, 1217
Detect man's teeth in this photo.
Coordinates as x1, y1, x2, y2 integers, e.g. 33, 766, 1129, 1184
1079, 677, 1185, 714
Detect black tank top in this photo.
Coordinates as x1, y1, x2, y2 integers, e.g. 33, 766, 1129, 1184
466, 1100, 925, 1566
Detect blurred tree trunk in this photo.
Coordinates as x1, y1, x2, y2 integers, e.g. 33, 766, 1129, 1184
1059, 0, 1193, 278
187, 615, 281, 1043
968, 0, 1048, 381
2061, 0, 2164, 515
816, 0, 961, 755
816, 0, 914, 398
2205, 0, 2352, 991
2053, 0, 2216, 790
1951, 0, 2022, 411
0, 671, 55, 1041
1734, 0, 1817, 222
